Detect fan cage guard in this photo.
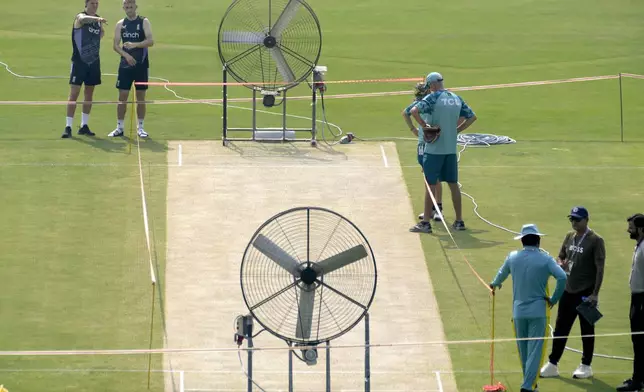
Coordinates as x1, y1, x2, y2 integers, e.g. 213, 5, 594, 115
217, 0, 322, 93
240, 207, 378, 345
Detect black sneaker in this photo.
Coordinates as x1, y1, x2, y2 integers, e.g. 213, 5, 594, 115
61, 126, 72, 138
410, 221, 432, 233
452, 220, 466, 231
78, 124, 95, 136
617, 379, 643, 392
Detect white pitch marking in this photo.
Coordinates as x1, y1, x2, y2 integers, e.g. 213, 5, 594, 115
380, 144, 389, 168
435, 371, 444, 392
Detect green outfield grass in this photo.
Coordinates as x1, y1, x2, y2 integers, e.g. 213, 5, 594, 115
0, 0, 643, 391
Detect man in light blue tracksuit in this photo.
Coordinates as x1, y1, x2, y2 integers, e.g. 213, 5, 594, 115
490, 224, 568, 392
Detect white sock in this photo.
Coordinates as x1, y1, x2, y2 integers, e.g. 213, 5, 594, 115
65, 117, 73, 128
138, 119, 144, 129
117, 120, 124, 130
81, 113, 89, 126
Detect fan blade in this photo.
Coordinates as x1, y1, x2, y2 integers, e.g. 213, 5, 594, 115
252, 234, 300, 277
221, 31, 264, 45
269, 47, 296, 83
316, 245, 368, 275
270, 0, 301, 39
296, 287, 315, 339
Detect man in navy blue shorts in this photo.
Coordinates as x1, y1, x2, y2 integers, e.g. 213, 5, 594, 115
409, 72, 477, 233
62, 0, 107, 138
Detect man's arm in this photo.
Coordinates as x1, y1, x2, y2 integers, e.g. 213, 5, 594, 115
591, 237, 606, 297
456, 115, 476, 133
557, 233, 569, 264
456, 97, 476, 133
113, 20, 137, 66
402, 111, 418, 136
113, 20, 125, 55
548, 257, 568, 305
76, 13, 107, 26
402, 102, 419, 136
410, 106, 427, 128
410, 93, 438, 128
490, 256, 511, 289
125, 18, 155, 49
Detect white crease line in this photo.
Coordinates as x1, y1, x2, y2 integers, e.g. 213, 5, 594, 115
178, 144, 183, 167
136, 136, 157, 285
380, 145, 389, 168
435, 371, 444, 392
180, 370, 185, 392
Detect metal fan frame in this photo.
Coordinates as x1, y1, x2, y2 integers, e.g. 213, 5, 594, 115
240, 206, 378, 346
217, 0, 323, 93
218, 0, 324, 146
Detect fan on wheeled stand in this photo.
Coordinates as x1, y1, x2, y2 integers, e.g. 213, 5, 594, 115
218, 0, 326, 145
234, 207, 378, 392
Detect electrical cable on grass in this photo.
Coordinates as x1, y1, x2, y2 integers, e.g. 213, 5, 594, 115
317, 90, 345, 146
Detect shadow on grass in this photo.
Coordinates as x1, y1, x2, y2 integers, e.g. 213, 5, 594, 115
553, 375, 617, 391
226, 140, 348, 162
434, 227, 505, 250
72, 135, 128, 153
72, 135, 168, 153
435, 236, 485, 334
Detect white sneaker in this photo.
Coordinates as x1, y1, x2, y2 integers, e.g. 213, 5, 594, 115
108, 128, 124, 137
418, 212, 424, 220
431, 210, 442, 221
572, 364, 593, 379
137, 128, 148, 138
540, 362, 559, 378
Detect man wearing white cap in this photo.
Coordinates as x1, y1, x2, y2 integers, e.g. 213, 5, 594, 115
490, 224, 568, 392
409, 72, 477, 233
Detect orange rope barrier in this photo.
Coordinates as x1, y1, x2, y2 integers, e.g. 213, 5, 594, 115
137, 77, 424, 87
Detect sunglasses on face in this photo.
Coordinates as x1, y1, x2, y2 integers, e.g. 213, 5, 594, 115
569, 217, 582, 222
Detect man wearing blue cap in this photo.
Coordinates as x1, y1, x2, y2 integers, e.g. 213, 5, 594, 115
490, 224, 568, 392
540, 206, 606, 379
408, 72, 477, 233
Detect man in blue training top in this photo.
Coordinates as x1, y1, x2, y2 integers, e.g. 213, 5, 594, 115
109, 0, 155, 138
409, 72, 477, 233
401, 82, 443, 224
490, 224, 568, 392
62, 0, 107, 138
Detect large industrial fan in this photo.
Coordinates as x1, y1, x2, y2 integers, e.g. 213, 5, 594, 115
235, 207, 378, 392
218, 0, 325, 145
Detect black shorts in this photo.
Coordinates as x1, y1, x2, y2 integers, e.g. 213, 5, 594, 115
69, 60, 101, 86
116, 65, 149, 91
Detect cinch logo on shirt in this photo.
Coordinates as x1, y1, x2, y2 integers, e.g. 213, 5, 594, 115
122, 31, 140, 39
88, 26, 101, 34
569, 244, 584, 254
